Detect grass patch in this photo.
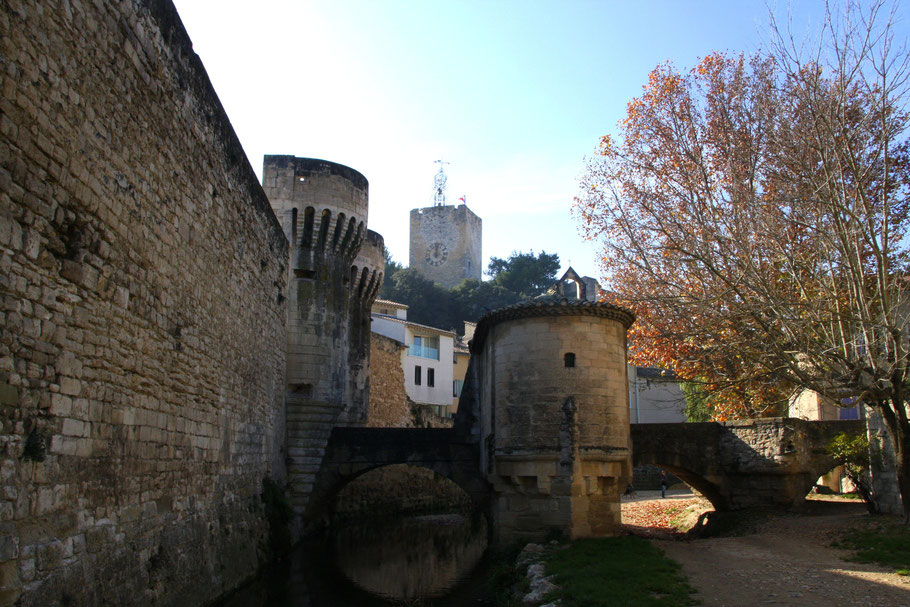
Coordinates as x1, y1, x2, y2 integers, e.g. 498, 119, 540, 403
833, 519, 910, 575
544, 536, 698, 606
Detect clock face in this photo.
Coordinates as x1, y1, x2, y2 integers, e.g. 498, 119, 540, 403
425, 242, 448, 267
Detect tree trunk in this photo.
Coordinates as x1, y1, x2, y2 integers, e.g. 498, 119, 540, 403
878, 401, 910, 523
896, 430, 910, 524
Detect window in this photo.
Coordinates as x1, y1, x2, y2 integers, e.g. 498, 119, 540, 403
453, 379, 463, 397
427, 368, 435, 387
414, 365, 422, 385
839, 407, 860, 420
409, 335, 440, 360
564, 352, 576, 368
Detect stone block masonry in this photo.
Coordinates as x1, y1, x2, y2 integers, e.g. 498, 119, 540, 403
0, 1, 287, 605
368, 333, 412, 428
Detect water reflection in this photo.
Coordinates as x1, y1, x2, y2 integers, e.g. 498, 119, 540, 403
334, 513, 488, 601
218, 512, 490, 607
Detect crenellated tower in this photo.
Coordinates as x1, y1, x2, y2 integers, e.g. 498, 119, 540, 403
262, 156, 383, 520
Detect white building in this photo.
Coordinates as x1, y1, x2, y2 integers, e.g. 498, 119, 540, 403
371, 300, 456, 416
628, 367, 686, 423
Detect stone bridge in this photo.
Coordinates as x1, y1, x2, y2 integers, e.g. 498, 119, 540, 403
308, 418, 866, 525
305, 427, 489, 526
632, 418, 865, 510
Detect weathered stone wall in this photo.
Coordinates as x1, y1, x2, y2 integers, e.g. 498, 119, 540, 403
408, 204, 482, 289
0, 1, 287, 605
261, 156, 383, 524
367, 333, 411, 428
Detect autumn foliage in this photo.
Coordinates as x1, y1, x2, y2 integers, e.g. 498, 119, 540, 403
577, 2, 910, 518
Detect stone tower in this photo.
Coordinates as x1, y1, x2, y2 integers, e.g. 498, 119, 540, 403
262, 156, 384, 519
409, 166, 482, 288
465, 298, 635, 542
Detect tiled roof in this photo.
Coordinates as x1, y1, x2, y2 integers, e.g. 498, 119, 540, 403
470, 297, 635, 352
371, 313, 456, 337
372, 299, 409, 309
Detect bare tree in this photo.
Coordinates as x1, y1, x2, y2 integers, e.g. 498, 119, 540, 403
576, 0, 910, 520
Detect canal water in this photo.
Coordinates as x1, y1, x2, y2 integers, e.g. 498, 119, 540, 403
219, 512, 493, 606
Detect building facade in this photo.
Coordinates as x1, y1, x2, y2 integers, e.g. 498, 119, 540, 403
628, 367, 686, 424
371, 301, 456, 416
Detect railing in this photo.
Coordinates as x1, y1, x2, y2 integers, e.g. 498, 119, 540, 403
408, 343, 439, 360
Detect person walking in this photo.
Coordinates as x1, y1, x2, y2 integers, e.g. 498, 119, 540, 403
660, 469, 668, 499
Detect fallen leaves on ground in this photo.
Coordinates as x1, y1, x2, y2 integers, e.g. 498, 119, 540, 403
621, 495, 709, 539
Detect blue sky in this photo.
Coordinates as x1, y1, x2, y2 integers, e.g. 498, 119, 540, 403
171, 0, 907, 282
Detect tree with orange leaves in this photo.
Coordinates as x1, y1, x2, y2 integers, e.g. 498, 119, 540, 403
576, 1, 910, 520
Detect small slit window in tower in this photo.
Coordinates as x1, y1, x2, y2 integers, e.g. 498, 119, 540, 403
564, 353, 576, 368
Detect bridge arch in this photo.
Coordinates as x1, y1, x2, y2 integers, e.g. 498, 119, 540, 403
631, 422, 734, 511
632, 456, 728, 511
308, 460, 484, 523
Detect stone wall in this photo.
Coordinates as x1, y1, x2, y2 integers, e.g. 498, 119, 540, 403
367, 333, 411, 428
0, 1, 287, 605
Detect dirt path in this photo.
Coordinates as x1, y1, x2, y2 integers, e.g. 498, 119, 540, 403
623, 494, 910, 606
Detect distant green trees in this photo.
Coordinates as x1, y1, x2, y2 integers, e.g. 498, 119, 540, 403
826, 433, 877, 514
378, 250, 561, 333
487, 251, 560, 298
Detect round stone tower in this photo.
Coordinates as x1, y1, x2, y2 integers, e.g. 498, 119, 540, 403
468, 298, 635, 542
262, 156, 383, 518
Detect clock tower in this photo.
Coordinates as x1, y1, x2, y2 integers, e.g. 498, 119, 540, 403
409, 162, 482, 289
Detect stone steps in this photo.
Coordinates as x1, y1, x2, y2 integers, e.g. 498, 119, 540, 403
284, 401, 341, 512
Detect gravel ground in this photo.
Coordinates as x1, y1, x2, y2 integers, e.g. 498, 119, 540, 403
622, 495, 910, 606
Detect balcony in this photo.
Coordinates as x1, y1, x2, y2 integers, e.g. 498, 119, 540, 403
408, 343, 439, 360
